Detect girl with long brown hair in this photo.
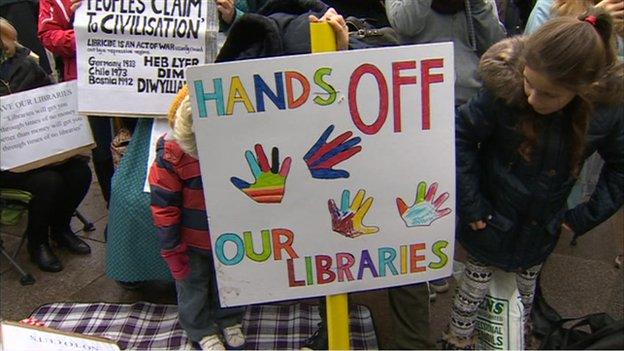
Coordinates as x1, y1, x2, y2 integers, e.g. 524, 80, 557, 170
444, 7, 624, 349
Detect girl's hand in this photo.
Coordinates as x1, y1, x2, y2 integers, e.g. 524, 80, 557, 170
469, 220, 487, 230
309, 7, 349, 51
216, 0, 236, 24
596, 0, 624, 20
70, 0, 82, 13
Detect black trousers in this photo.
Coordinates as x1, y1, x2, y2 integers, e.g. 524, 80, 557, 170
0, 158, 92, 247
88, 117, 114, 204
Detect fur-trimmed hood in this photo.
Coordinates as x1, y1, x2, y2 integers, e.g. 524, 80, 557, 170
478, 36, 624, 108
478, 36, 528, 109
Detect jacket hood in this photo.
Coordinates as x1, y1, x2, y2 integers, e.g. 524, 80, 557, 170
216, 0, 329, 62
478, 36, 529, 109
216, 14, 284, 62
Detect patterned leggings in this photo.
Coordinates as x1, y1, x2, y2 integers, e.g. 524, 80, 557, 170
448, 257, 542, 340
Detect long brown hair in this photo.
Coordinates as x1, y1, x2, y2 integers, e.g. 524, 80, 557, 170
553, 0, 624, 36
520, 8, 618, 177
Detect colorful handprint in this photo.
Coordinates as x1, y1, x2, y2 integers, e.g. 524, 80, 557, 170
304, 125, 362, 179
230, 144, 292, 203
396, 181, 451, 227
328, 189, 379, 238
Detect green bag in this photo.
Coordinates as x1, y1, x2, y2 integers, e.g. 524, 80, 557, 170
0, 189, 33, 226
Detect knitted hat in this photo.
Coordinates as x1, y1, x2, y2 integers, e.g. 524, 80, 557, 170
167, 84, 189, 128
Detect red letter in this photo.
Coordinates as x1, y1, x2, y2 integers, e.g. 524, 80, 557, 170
315, 255, 336, 284
287, 259, 305, 287
285, 71, 310, 109
349, 63, 389, 135
410, 243, 426, 273
272, 228, 299, 260
336, 253, 355, 282
392, 61, 417, 133
421, 59, 444, 130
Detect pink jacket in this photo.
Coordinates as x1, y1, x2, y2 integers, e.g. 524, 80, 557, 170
38, 0, 77, 81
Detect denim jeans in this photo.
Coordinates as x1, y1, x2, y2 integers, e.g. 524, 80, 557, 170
176, 247, 245, 342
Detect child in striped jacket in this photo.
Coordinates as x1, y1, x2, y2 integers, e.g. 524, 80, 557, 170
148, 86, 245, 351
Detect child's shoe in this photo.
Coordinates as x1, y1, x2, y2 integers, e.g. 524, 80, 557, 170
222, 323, 245, 349
200, 334, 225, 350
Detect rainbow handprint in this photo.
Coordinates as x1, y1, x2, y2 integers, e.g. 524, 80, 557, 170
328, 189, 379, 238
396, 181, 451, 227
230, 144, 292, 204
304, 125, 362, 179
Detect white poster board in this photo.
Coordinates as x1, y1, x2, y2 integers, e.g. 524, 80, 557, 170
144, 118, 172, 192
74, 0, 217, 116
0, 82, 94, 171
188, 43, 456, 307
0, 321, 120, 351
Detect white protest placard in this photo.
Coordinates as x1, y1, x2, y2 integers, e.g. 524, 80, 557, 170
144, 118, 172, 192
188, 43, 456, 307
74, 0, 217, 117
0, 320, 120, 351
0, 82, 94, 172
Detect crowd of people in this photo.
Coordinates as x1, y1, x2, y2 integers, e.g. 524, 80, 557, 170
1, 0, 623, 350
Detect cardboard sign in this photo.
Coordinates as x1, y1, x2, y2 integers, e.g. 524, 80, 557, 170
0, 82, 94, 172
188, 43, 456, 306
74, 0, 217, 117
0, 320, 120, 351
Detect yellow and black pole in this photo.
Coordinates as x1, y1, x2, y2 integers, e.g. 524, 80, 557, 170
309, 20, 350, 350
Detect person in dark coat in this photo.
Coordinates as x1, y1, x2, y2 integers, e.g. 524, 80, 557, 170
0, 0, 52, 74
216, 0, 367, 62
38, 0, 115, 205
443, 8, 624, 349
0, 18, 92, 273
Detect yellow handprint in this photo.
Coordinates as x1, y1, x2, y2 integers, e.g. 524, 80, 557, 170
328, 189, 379, 238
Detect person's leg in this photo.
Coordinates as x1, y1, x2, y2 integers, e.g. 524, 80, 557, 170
0, 168, 63, 271
176, 248, 220, 343
49, 158, 92, 254
88, 117, 114, 204
207, 251, 245, 349
443, 256, 494, 349
515, 263, 542, 342
387, 282, 434, 349
50, 158, 92, 227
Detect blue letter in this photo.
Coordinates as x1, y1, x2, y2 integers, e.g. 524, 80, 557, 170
254, 72, 285, 112
215, 233, 245, 265
194, 79, 224, 117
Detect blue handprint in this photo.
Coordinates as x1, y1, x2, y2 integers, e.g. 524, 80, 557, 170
304, 125, 362, 179
396, 181, 451, 227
